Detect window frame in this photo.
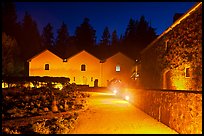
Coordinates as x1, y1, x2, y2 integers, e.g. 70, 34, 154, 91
45, 64, 49, 70
81, 64, 86, 71
116, 65, 120, 72
185, 67, 190, 78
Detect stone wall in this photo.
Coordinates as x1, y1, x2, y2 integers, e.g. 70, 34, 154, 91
129, 88, 202, 134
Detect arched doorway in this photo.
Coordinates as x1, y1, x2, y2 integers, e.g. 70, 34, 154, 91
163, 69, 171, 89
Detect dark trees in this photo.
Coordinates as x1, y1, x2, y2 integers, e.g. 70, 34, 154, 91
2, 2, 18, 37
111, 29, 119, 47
122, 16, 157, 59
2, 33, 23, 76
41, 23, 55, 49
100, 26, 111, 47
75, 17, 96, 51
20, 12, 42, 60
55, 22, 70, 56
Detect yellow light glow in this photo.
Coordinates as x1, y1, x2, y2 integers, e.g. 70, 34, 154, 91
54, 83, 63, 90
173, 79, 186, 90
2, 82, 8, 88
125, 95, 130, 101
113, 89, 117, 95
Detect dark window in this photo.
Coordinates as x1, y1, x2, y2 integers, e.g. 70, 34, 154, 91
74, 77, 75, 81
45, 64, 49, 70
81, 64, 86, 71
91, 77, 93, 82
186, 68, 190, 77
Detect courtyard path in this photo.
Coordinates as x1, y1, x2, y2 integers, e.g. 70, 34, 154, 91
70, 91, 178, 134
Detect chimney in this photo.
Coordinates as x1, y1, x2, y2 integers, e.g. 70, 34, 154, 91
173, 13, 184, 23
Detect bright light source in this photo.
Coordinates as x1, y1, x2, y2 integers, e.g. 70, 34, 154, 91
125, 95, 129, 101
113, 89, 117, 95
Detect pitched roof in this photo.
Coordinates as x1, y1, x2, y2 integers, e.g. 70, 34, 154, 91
65, 49, 101, 61
27, 47, 101, 62
106, 51, 134, 61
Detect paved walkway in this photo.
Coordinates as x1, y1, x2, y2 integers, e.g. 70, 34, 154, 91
70, 91, 178, 134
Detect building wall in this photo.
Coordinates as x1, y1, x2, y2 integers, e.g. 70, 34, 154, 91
66, 50, 101, 87
140, 3, 202, 91
128, 88, 202, 134
101, 52, 135, 87
29, 50, 135, 87
29, 50, 69, 77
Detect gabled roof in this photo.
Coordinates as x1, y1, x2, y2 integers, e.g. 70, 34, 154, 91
27, 48, 101, 62
141, 2, 202, 54
104, 51, 134, 62
27, 48, 63, 62
65, 49, 101, 61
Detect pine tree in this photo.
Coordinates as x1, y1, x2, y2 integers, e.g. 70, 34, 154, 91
111, 29, 119, 47
41, 23, 55, 49
75, 17, 96, 50
100, 26, 111, 47
2, 2, 18, 37
55, 22, 70, 56
2, 32, 22, 76
20, 12, 42, 60
122, 16, 157, 59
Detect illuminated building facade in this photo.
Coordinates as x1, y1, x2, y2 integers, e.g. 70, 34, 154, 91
28, 50, 134, 87
139, 2, 202, 91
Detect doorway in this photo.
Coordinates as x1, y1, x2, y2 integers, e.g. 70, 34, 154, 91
94, 79, 98, 87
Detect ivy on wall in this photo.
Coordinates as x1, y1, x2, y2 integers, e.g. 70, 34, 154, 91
143, 6, 202, 91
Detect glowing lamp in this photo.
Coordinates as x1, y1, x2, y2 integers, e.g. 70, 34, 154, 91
113, 89, 117, 95
125, 95, 129, 101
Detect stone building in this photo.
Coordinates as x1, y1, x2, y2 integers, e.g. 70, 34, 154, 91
139, 2, 202, 91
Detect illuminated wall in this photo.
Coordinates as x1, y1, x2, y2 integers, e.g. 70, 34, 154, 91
28, 50, 69, 77
28, 50, 101, 87
140, 3, 202, 91
101, 52, 135, 87
131, 88, 202, 134
65, 50, 101, 87
28, 50, 136, 87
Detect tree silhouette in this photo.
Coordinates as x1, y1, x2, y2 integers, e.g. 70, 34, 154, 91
41, 23, 55, 49
75, 17, 96, 51
111, 29, 119, 47
2, 32, 24, 76
55, 22, 70, 56
20, 12, 42, 60
100, 26, 111, 47
2, 2, 18, 37
122, 16, 157, 59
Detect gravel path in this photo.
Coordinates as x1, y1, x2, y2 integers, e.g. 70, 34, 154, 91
70, 92, 178, 134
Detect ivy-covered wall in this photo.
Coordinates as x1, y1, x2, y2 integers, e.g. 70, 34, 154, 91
140, 4, 202, 91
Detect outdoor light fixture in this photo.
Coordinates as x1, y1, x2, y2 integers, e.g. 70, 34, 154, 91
113, 89, 117, 95
125, 95, 130, 101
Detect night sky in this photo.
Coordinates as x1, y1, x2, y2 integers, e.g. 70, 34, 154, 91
15, 2, 196, 43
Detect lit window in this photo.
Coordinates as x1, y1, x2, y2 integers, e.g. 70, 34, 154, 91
81, 64, 86, 71
45, 64, 49, 70
63, 59, 67, 62
116, 65, 120, 72
185, 67, 190, 77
